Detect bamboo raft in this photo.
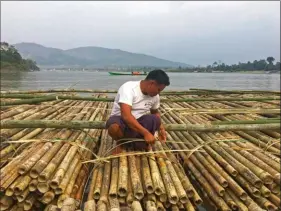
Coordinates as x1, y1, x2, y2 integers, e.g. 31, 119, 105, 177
0, 88, 280, 211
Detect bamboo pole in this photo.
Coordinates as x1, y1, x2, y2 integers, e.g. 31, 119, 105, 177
140, 155, 154, 194
2, 88, 279, 95
117, 148, 129, 197
108, 141, 119, 198
162, 104, 249, 201
99, 136, 112, 202
1, 95, 280, 106
154, 141, 188, 204
179, 108, 280, 115
0, 105, 35, 120
2, 119, 280, 132
147, 149, 166, 198
128, 154, 144, 200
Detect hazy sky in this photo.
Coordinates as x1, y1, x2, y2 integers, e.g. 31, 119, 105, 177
1, 1, 280, 66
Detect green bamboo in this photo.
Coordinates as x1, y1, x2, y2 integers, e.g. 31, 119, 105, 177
1, 95, 280, 106
189, 88, 281, 94
1, 119, 280, 132
213, 118, 280, 125
179, 108, 280, 115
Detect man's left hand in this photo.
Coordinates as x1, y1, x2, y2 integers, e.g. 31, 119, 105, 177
158, 124, 166, 143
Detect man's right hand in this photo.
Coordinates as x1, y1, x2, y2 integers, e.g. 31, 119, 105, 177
144, 132, 156, 145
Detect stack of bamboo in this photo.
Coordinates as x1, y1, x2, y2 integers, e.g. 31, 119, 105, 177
0, 89, 280, 211
0, 96, 109, 210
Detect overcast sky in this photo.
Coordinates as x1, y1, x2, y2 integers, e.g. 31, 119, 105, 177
1, 1, 280, 66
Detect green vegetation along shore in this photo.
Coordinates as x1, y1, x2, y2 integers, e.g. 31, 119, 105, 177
168, 57, 280, 73
1, 42, 40, 72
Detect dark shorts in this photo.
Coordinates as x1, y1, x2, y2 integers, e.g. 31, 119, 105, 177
106, 114, 161, 150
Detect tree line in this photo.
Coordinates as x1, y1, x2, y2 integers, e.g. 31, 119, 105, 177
178, 57, 280, 72
1, 42, 40, 71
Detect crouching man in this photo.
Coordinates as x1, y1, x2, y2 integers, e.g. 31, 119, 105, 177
105, 69, 170, 153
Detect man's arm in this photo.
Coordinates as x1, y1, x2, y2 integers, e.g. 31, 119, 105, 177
120, 103, 155, 144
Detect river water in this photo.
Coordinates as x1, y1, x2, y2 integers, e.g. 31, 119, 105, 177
1, 70, 280, 91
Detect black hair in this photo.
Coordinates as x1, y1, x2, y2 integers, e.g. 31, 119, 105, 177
145, 69, 170, 86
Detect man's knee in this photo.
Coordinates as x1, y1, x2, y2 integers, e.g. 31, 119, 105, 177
140, 114, 161, 130
108, 123, 124, 140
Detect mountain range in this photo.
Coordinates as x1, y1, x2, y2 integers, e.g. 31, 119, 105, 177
14, 42, 190, 68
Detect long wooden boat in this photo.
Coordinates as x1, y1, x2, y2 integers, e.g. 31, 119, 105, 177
108, 71, 147, 75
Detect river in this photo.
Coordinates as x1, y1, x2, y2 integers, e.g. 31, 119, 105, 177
1, 70, 280, 91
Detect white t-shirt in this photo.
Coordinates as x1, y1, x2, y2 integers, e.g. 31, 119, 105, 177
110, 80, 160, 119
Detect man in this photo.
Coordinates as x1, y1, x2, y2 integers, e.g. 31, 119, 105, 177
106, 69, 170, 153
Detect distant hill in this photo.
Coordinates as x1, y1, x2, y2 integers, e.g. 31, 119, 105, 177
14, 42, 191, 68
1, 42, 39, 71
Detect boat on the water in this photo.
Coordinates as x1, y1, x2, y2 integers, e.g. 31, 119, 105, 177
108, 71, 147, 76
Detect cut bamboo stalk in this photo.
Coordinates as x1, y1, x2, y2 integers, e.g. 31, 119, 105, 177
147, 150, 166, 197
30, 142, 64, 179
165, 152, 195, 197
1, 142, 42, 190
255, 196, 278, 211
218, 140, 273, 185
227, 141, 280, 179
13, 175, 32, 196
38, 143, 71, 183
154, 142, 188, 203
126, 173, 134, 205
44, 204, 60, 211
57, 162, 82, 208
0, 105, 34, 120
199, 133, 263, 189
145, 201, 157, 211
162, 114, 246, 200
28, 179, 38, 192
50, 145, 79, 189
18, 142, 53, 175
74, 171, 88, 202
109, 141, 119, 198
140, 155, 154, 194
96, 200, 107, 211
226, 189, 248, 211
268, 193, 281, 209
156, 154, 178, 204
109, 197, 120, 211
84, 200, 96, 211
260, 185, 271, 198
55, 154, 80, 194
131, 201, 143, 211
61, 197, 78, 211
93, 134, 107, 200
235, 141, 280, 172
128, 154, 144, 200
156, 200, 165, 211
5, 175, 23, 196
37, 181, 50, 194
24, 194, 36, 210
117, 148, 129, 197
40, 191, 56, 204
99, 153, 112, 203
0, 195, 14, 210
